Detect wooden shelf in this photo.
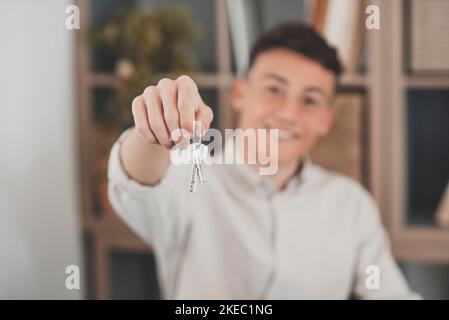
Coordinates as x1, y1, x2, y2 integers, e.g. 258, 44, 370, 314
339, 73, 367, 88
88, 72, 234, 88
88, 71, 366, 89
84, 215, 151, 251
392, 226, 449, 263
405, 74, 449, 88
394, 244, 449, 264
382, 0, 449, 263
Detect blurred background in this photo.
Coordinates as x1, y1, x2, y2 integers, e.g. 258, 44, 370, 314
0, 0, 448, 299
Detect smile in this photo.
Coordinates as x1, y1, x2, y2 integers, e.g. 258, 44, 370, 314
265, 124, 301, 142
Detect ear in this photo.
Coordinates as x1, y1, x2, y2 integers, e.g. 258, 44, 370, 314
231, 77, 246, 113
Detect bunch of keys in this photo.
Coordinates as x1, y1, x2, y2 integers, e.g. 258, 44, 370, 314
188, 122, 207, 192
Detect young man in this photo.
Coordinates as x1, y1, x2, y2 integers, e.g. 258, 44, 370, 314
108, 23, 419, 299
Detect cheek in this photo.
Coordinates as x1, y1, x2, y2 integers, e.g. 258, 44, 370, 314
299, 116, 327, 148
306, 112, 332, 136
242, 94, 272, 121
252, 89, 279, 112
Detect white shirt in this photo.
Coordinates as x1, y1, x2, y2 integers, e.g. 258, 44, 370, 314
107, 130, 420, 299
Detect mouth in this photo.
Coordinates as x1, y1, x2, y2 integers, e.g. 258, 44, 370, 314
265, 124, 301, 142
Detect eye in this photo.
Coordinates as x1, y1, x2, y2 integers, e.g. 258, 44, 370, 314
303, 96, 319, 108
265, 85, 284, 96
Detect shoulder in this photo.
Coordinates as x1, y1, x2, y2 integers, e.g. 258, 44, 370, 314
307, 164, 367, 194
306, 164, 384, 235
307, 163, 379, 213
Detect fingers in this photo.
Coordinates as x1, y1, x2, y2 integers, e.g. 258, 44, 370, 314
196, 104, 214, 135
157, 78, 185, 143
176, 75, 200, 136
131, 95, 157, 144
142, 85, 173, 149
133, 75, 214, 149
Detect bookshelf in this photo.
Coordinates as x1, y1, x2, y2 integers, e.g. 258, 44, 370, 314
76, 0, 237, 299
76, 0, 449, 299
383, 0, 449, 264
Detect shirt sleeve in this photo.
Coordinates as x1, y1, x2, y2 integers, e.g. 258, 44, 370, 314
107, 129, 190, 255
352, 191, 422, 300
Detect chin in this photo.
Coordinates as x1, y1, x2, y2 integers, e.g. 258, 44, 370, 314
267, 149, 304, 167
276, 142, 305, 162
277, 154, 303, 167
256, 132, 308, 167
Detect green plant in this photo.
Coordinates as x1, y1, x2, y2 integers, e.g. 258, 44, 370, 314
90, 5, 199, 132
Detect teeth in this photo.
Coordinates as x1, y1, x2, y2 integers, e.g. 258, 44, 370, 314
267, 125, 298, 141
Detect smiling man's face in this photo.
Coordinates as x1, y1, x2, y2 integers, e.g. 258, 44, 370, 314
232, 48, 337, 167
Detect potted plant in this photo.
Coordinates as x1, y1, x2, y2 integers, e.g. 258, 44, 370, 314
89, 5, 199, 216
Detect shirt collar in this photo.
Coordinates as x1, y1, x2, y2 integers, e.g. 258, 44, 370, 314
217, 139, 312, 195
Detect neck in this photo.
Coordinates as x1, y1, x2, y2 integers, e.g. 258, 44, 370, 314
233, 139, 304, 190
258, 159, 303, 191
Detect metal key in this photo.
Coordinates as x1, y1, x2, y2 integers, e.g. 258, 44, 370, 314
188, 121, 207, 192
189, 161, 198, 192
196, 158, 205, 184
194, 142, 206, 184
189, 142, 205, 192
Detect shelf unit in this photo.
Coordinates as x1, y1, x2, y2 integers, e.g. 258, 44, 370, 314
76, 0, 238, 299
76, 0, 449, 299
381, 0, 449, 263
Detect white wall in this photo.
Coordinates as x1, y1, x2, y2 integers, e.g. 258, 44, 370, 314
0, 0, 83, 299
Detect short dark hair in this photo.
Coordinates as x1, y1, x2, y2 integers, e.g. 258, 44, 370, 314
248, 22, 342, 78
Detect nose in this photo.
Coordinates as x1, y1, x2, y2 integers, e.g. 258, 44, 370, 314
274, 97, 301, 126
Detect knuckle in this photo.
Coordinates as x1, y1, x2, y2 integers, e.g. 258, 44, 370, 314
157, 77, 172, 89
176, 74, 192, 84
143, 85, 157, 97
131, 96, 142, 118
176, 75, 197, 91
131, 96, 141, 113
